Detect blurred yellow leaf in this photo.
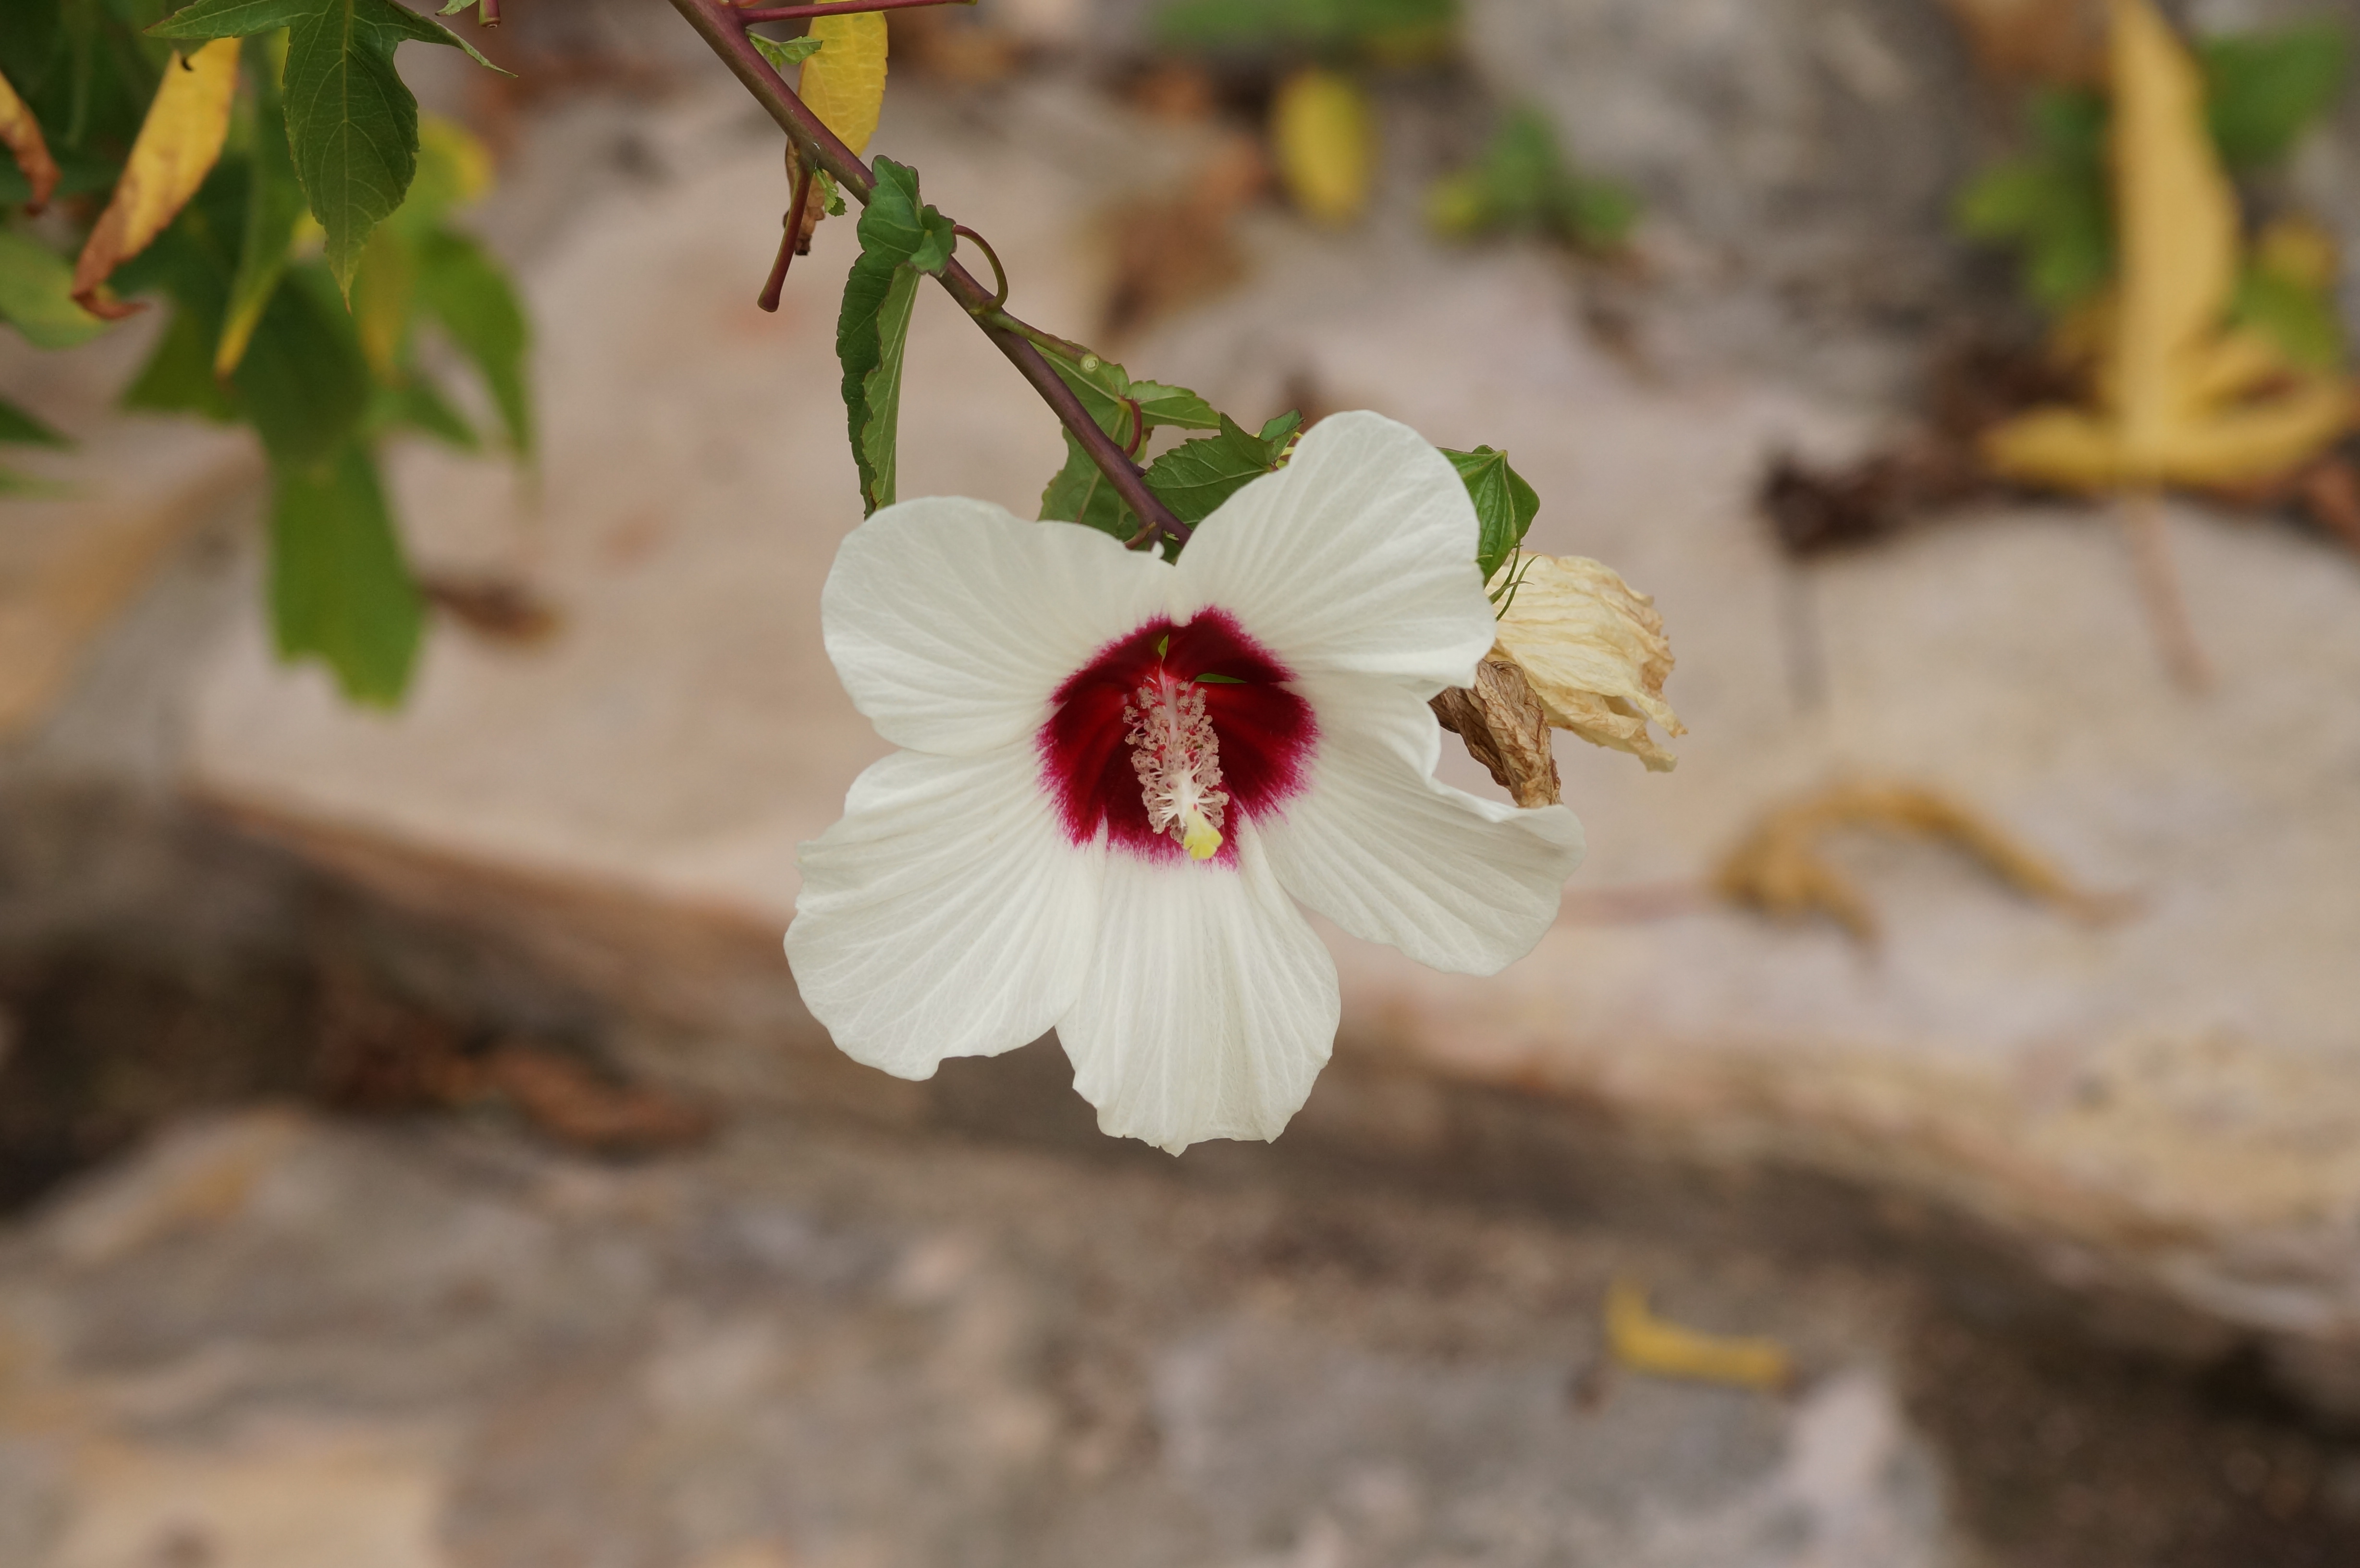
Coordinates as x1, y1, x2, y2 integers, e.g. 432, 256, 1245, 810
71, 39, 242, 318
0, 64, 60, 211
1716, 780, 2126, 945
1272, 67, 1373, 227
800, 1, 888, 157
1983, 0, 2353, 491
1605, 1278, 1793, 1393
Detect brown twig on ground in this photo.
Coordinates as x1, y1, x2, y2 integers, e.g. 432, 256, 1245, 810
2118, 488, 2214, 692
418, 572, 565, 646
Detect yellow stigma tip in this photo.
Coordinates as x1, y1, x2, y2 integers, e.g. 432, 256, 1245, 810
1183, 817, 1223, 861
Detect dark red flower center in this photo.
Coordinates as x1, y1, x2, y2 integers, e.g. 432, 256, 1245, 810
1038, 611, 1317, 862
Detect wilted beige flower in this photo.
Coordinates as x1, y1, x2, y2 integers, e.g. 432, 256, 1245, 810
1489, 553, 1685, 772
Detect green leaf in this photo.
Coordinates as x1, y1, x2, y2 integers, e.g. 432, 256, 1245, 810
1038, 428, 1136, 540
124, 299, 240, 420
1042, 348, 1141, 445
1441, 444, 1539, 584
857, 262, 921, 513
1130, 379, 1222, 431
1142, 411, 1297, 525
856, 157, 956, 273
0, 392, 69, 447
152, 0, 507, 294
0, 464, 66, 495
1155, 0, 1457, 58
2233, 264, 2345, 372
368, 376, 479, 449
217, 33, 308, 375
268, 436, 421, 705
414, 228, 531, 455
0, 230, 112, 349
1952, 88, 2111, 313
835, 158, 952, 514
750, 31, 824, 72
2202, 21, 2348, 171
1036, 345, 1224, 448
231, 263, 372, 470
1425, 105, 1636, 251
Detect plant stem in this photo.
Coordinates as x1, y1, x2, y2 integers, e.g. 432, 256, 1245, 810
736, 0, 972, 19
662, 0, 1190, 545
2120, 488, 2213, 693
758, 156, 814, 312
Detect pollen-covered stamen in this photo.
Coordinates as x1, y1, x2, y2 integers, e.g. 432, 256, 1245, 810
1122, 674, 1229, 860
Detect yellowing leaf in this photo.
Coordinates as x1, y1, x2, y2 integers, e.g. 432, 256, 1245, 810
2255, 214, 2338, 294
1489, 553, 1684, 772
1982, 0, 2354, 491
352, 224, 417, 381
799, 2, 888, 157
1272, 67, 1373, 227
1605, 1279, 1793, 1392
71, 40, 243, 318
0, 64, 60, 211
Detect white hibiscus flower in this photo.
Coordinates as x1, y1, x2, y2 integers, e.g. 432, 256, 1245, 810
786, 411, 1586, 1153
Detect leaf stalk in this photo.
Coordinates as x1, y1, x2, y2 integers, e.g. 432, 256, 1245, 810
663, 0, 1189, 545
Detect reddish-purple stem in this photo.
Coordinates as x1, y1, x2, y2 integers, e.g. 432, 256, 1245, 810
663, 0, 1188, 545
735, 0, 970, 19
759, 159, 815, 312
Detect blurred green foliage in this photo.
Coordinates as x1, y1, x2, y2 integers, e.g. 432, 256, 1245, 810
1955, 17, 2349, 357
1155, 0, 1457, 63
0, 0, 527, 705
1428, 106, 1637, 254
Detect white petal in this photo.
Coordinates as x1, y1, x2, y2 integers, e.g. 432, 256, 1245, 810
824, 497, 1170, 756
1260, 672, 1585, 974
1170, 411, 1496, 690
786, 746, 1101, 1078
1057, 826, 1339, 1154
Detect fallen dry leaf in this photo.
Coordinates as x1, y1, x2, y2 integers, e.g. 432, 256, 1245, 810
1983, 0, 2353, 494
1605, 1277, 1794, 1393
1431, 654, 1561, 808
1271, 66, 1373, 227
0, 64, 60, 211
1940, 0, 2106, 84
311, 965, 711, 1155
890, 7, 1019, 85
71, 39, 242, 318
1716, 779, 2130, 945
1759, 338, 2077, 555
800, 0, 889, 156
1128, 61, 1217, 122
418, 571, 564, 646
1100, 135, 1266, 340
482, 1041, 716, 1157
1489, 553, 1684, 772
